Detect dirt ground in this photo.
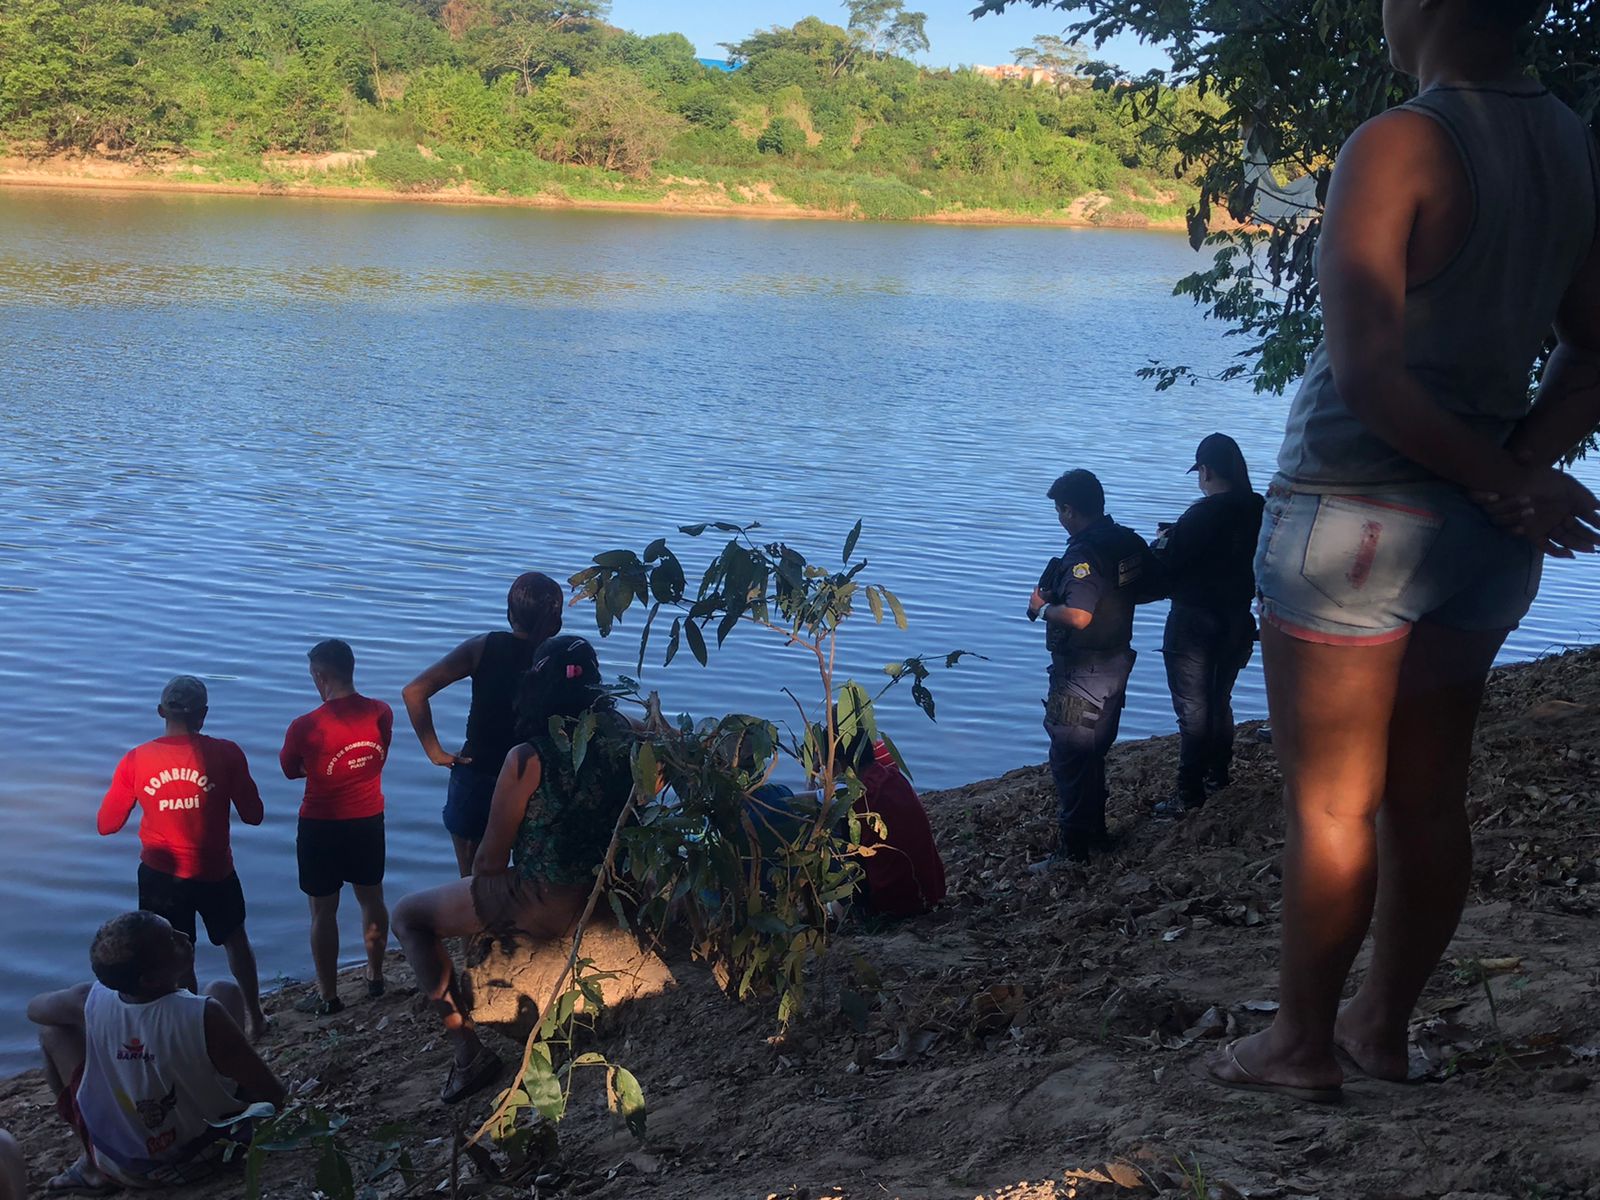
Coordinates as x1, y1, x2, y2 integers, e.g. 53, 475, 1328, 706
4, 647, 1598, 1199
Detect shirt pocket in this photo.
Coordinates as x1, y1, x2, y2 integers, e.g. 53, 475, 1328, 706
1300, 494, 1443, 611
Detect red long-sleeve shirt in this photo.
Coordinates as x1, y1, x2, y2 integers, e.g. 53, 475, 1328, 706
853, 743, 947, 917
98, 735, 262, 881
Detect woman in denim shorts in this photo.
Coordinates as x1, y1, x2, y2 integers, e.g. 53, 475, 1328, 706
1205, 0, 1600, 1102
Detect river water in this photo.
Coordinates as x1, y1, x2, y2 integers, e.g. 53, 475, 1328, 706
1, 190, 1596, 1070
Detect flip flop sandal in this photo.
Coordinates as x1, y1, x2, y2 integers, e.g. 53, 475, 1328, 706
46, 1157, 119, 1196
441, 1048, 504, 1105
1198, 1040, 1344, 1106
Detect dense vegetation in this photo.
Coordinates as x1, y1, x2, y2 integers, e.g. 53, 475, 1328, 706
0, 0, 1214, 220
979, 0, 1599, 396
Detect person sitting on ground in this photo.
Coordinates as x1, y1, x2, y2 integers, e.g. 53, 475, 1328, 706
28, 911, 286, 1193
392, 635, 637, 1104
1204, 0, 1600, 1103
837, 734, 946, 918
280, 639, 394, 1017
97, 676, 269, 1040
402, 572, 565, 877
0, 1129, 24, 1200
1150, 433, 1265, 817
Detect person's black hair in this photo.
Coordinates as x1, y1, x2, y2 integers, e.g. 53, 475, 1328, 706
507, 572, 563, 641
1465, 0, 1545, 32
89, 911, 170, 994
514, 634, 613, 743
1045, 469, 1105, 518
307, 638, 355, 681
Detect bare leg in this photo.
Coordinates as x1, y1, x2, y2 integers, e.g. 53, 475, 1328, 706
1210, 623, 1410, 1091
450, 835, 476, 879
352, 884, 390, 990
0, 1129, 26, 1200
38, 1022, 84, 1103
392, 882, 486, 1067
204, 979, 248, 1030
307, 892, 341, 1000
1335, 621, 1508, 1079
221, 926, 268, 1041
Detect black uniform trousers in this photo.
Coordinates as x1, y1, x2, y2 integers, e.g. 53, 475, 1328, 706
1161, 604, 1254, 804
1043, 649, 1135, 852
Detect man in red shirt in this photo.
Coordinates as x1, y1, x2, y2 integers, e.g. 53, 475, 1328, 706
98, 676, 268, 1040
280, 639, 393, 1016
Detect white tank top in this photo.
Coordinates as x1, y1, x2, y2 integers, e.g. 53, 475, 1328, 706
75, 983, 242, 1185
1277, 81, 1600, 488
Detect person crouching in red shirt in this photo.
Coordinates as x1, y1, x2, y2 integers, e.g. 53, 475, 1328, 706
97, 675, 269, 1040
280, 640, 394, 1016
843, 736, 947, 918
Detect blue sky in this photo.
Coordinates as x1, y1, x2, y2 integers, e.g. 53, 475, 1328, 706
605, 1, 1173, 76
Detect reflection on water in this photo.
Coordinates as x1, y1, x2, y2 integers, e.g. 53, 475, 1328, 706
0, 191, 1596, 1070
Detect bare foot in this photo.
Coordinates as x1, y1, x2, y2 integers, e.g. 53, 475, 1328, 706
247, 1011, 272, 1043
1204, 1029, 1343, 1096
48, 1152, 115, 1194
1333, 1008, 1410, 1082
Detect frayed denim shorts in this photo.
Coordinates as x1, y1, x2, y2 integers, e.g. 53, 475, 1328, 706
1254, 476, 1542, 646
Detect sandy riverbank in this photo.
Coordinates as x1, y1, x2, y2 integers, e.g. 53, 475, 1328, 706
4, 645, 1595, 1198
0, 160, 1187, 231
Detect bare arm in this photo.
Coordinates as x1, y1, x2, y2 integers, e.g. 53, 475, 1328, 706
202, 998, 286, 1110
1505, 235, 1600, 467
401, 636, 485, 768
26, 982, 90, 1029
472, 745, 542, 876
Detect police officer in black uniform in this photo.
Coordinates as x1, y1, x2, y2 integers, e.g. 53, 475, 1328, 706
1150, 434, 1265, 817
1028, 469, 1156, 869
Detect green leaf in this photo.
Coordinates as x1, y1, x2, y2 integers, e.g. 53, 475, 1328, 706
684, 620, 708, 666
664, 617, 682, 666
613, 1067, 647, 1138
636, 602, 659, 675
715, 604, 741, 647
571, 710, 597, 775
632, 740, 659, 799
522, 1045, 566, 1121
678, 523, 708, 537
643, 537, 669, 561
593, 549, 638, 569
866, 585, 884, 624
573, 1052, 608, 1066
315, 1136, 355, 1200
842, 518, 863, 562
881, 587, 908, 630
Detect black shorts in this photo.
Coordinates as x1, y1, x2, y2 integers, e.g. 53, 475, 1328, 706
297, 814, 386, 897
138, 864, 247, 946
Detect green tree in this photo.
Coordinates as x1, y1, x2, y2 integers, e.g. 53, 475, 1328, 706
1012, 34, 1091, 90
757, 114, 807, 156
558, 65, 683, 174
974, 0, 1600, 398
845, 0, 931, 60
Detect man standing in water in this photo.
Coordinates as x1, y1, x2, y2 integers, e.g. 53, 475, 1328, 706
97, 676, 269, 1040
402, 572, 564, 875
1028, 470, 1155, 868
280, 639, 393, 1016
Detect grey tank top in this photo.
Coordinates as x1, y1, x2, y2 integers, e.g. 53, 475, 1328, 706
1278, 81, 1600, 489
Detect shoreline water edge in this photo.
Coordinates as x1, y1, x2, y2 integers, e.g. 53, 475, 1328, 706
0, 160, 1191, 230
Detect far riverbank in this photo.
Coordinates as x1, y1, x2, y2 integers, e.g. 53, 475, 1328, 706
0, 153, 1190, 231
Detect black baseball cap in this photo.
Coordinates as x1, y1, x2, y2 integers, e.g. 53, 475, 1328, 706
159, 675, 208, 714
1189, 432, 1246, 476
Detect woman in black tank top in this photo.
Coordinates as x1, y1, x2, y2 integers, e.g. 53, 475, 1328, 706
400, 573, 562, 875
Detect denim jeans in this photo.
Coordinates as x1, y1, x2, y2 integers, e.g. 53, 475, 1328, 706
1162, 605, 1254, 804
1044, 650, 1135, 849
